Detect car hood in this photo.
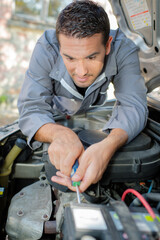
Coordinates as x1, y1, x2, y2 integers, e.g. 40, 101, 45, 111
109, 0, 160, 110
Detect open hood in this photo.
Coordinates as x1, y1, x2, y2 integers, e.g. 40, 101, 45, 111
109, 0, 160, 110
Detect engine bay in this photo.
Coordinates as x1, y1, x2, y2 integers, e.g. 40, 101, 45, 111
0, 0, 160, 239
0, 104, 160, 240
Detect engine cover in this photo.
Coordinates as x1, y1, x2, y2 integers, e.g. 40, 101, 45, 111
78, 130, 160, 185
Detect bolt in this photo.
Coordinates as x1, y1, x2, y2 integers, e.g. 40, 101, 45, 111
41, 176, 46, 181
17, 210, 24, 217
40, 183, 45, 187
40, 182, 48, 187
43, 214, 49, 220
19, 192, 24, 197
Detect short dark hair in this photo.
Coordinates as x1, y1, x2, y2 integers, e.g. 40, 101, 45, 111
56, 0, 110, 46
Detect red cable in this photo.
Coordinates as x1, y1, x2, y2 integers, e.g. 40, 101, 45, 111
121, 188, 156, 219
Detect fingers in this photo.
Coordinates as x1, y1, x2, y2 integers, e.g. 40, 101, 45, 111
50, 139, 110, 193
71, 151, 90, 182
73, 145, 107, 192
60, 150, 82, 176
48, 131, 84, 177
79, 168, 94, 192
51, 169, 94, 193
51, 171, 77, 192
71, 153, 93, 192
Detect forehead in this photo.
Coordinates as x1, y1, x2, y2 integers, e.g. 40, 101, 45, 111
59, 33, 105, 57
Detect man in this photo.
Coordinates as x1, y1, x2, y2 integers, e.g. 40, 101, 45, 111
18, 0, 148, 193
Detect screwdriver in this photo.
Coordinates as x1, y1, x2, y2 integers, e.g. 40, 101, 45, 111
71, 159, 81, 204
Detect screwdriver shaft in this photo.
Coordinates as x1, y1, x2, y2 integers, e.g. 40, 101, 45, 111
76, 185, 81, 204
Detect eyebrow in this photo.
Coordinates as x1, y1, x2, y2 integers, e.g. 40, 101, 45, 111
62, 52, 100, 59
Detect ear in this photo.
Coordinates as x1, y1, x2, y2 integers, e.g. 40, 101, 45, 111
105, 36, 113, 55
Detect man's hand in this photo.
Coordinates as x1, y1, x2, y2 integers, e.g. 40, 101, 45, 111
48, 126, 84, 176
34, 123, 84, 176
51, 128, 128, 192
52, 140, 111, 191
74, 141, 110, 192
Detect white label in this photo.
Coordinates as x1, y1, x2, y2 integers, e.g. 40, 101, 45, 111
124, 0, 151, 30
72, 208, 107, 230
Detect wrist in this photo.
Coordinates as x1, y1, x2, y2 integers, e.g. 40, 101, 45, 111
103, 128, 128, 150
98, 128, 128, 161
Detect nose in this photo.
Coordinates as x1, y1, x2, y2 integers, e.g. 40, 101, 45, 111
75, 60, 88, 77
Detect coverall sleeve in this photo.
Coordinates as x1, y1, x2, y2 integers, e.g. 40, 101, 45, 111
103, 39, 148, 143
18, 40, 56, 149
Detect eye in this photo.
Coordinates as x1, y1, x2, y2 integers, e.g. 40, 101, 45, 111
88, 56, 96, 60
66, 57, 74, 61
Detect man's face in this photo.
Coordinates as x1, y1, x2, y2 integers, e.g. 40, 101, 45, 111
59, 33, 112, 88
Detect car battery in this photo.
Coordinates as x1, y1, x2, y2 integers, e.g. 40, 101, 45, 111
62, 202, 160, 240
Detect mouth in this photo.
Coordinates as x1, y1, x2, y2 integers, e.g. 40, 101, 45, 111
75, 75, 90, 83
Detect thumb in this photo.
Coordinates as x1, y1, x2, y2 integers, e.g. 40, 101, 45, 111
71, 171, 82, 182
72, 156, 88, 182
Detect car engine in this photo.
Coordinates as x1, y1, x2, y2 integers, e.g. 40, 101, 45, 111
0, 104, 160, 240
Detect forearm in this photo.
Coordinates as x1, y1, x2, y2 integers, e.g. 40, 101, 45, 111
34, 123, 67, 143
101, 128, 128, 160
